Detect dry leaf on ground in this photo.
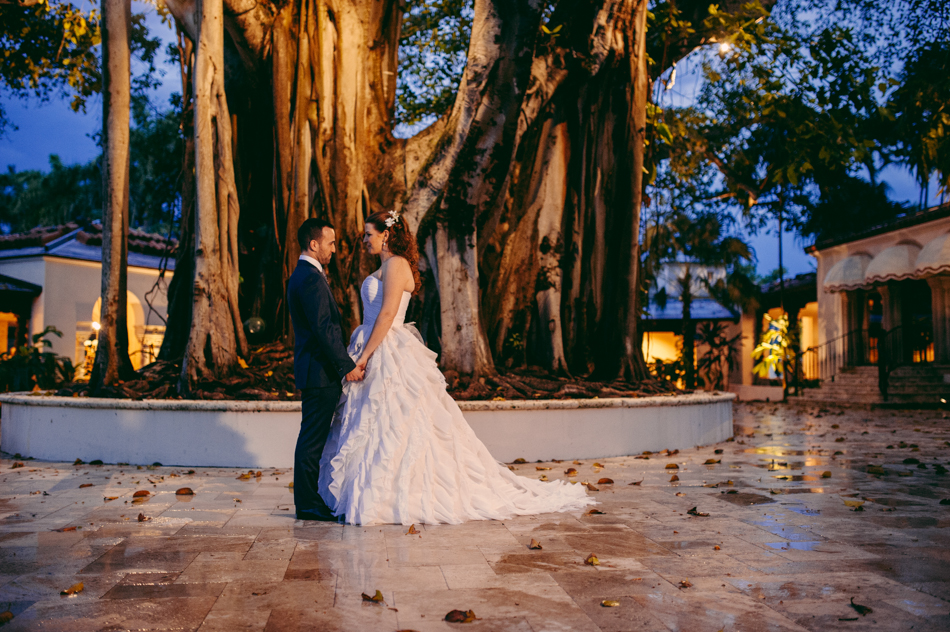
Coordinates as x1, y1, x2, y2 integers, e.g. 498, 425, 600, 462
675, 492, 685, 497
103, 496, 118, 502
132, 490, 150, 498
528, 539, 542, 550
584, 483, 599, 491
137, 513, 149, 522
687, 507, 709, 517
593, 462, 605, 468
843, 499, 865, 509
55, 526, 77, 532
539, 475, 549, 481
629, 480, 643, 486
444, 609, 479, 623
849, 597, 873, 616
597, 478, 614, 485
565, 468, 578, 476
585, 553, 600, 566
361, 590, 384, 603
78, 484, 93, 488
669, 475, 680, 482
586, 509, 606, 515
665, 464, 679, 470
406, 524, 419, 535
0, 611, 12, 624
513, 458, 527, 464
678, 579, 692, 589
60, 582, 83, 596
175, 488, 194, 495
601, 600, 620, 607
704, 459, 721, 465
821, 471, 832, 478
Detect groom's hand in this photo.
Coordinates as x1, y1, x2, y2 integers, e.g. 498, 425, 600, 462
345, 366, 364, 382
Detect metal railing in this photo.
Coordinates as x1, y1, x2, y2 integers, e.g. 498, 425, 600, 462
793, 324, 933, 399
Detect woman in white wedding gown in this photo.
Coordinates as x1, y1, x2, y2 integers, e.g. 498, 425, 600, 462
318, 210, 594, 526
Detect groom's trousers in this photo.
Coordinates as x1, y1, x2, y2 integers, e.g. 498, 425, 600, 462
294, 384, 342, 515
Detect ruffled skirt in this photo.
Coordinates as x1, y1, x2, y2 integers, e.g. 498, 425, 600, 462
318, 323, 594, 526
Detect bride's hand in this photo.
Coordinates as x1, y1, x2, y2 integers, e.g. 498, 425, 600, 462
355, 356, 368, 374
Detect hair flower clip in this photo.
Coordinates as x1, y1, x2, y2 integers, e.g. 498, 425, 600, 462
384, 209, 400, 227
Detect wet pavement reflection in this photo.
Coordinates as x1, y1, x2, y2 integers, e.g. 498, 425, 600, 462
0, 401, 948, 630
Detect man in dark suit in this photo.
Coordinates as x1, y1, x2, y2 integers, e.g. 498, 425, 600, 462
288, 218, 363, 521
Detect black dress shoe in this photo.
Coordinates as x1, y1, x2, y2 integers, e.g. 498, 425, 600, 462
296, 508, 338, 522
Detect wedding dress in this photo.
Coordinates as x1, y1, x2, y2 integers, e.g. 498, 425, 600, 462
318, 274, 594, 526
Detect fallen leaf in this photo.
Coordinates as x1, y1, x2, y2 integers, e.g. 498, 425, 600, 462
528, 539, 542, 550
175, 488, 194, 495
669, 475, 679, 482
0, 611, 12, 624
843, 499, 866, 509
573, 460, 583, 465
703, 459, 721, 465
565, 468, 578, 476
867, 465, 886, 475
849, 597, 873, 616
361, 589, 384, 603
714, 545, 721, 551
513, 458, 527, 464
73, 459, 84, 465
687, 507, 709, 517
535, 466, 551, 471
237, 472, 253, 480
678, 579, 692, 589
597, 478, 614, 485
406, 524, 419, 535
132, 490, 150, 498
55, 526, 77, 532
60, 582, 84, 596
629, 480, 643, 486
585, 553, 600, 566
675, 492, 685, 497
601, 600, 620, 607
584, 483, 599, 491
586, 509, 606, 515
444, 609, 479, 623
103, 497, 118, 502
714, 449, 724, 454
593, 462, 605, 468
79, 484, 94, 488
137, 513, 150, 522
821, 471, 832, 478
665, 463, 679, 470
10, 462, 24, 469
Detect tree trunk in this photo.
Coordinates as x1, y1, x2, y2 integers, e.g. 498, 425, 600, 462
90, 0, 134, 391
404, 0, 544, 376
158, 29, 195, 363
180, 0, 247, 388
680, 265, 696, 389
618, 0, 650, 382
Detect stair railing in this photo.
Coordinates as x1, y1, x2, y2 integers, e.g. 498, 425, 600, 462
791, 329, 875, 395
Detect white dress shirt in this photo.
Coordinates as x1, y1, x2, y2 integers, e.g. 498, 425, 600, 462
299, 254, 325, 276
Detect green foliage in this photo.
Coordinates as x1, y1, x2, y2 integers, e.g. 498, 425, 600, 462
648, 357, 685, 386
0, 0, 101, 135
0, 326, 75, 392
890, 42, 950, 197
0, 1, 165, 136
396, 0, 473, 129
752, 313, 792, 380
0, 98, 184, 234
696, 321, 741, 391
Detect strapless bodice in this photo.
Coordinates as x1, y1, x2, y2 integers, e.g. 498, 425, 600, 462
361, 275, 410, 329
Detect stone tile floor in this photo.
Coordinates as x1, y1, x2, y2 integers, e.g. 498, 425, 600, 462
0, 401, 949, 631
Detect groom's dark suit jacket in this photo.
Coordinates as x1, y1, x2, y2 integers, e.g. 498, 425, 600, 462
287, 259, 357, 388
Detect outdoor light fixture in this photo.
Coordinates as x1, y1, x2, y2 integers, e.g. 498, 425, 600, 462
718, 42, 731, 54
91, 322, 101, 331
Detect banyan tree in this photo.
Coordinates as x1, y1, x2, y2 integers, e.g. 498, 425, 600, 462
154, 0, 763, 388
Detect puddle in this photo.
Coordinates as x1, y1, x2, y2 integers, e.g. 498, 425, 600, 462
716, 492, 775, 506
779, 488, 830, 494
661, 540, 720, 550
865, 497, 925, 507
764, 541, 824, 551
743, 447, 809, 456
784, 505, 821, 515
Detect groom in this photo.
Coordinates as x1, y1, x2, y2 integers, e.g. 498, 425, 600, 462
288, 218, 364, 521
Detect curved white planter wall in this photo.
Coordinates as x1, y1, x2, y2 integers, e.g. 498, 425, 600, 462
0, 392, 735, 467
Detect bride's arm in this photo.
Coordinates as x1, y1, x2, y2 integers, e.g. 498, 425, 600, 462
355, 257, 413, 371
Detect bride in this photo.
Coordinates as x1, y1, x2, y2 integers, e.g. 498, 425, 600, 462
318, 209, 594, 526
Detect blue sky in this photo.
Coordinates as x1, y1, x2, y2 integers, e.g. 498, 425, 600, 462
0, 5, 942, 279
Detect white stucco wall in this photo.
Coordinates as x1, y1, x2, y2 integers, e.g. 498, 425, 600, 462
811, 214, 950, 346
0, 256, 171, 364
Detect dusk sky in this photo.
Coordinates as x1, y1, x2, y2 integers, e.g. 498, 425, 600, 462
0, 4, 942, 279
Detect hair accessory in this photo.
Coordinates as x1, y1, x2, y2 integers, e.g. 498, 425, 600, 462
384, 209, 400, 228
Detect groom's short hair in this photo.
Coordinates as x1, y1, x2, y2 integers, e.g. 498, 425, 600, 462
298, 218, 334, 251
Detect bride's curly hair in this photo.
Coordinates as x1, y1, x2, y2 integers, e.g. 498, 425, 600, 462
366, 210, 422, 295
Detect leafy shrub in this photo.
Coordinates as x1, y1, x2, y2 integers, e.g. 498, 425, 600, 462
0, 326, 75, 392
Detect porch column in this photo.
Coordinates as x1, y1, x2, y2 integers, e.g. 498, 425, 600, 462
927, 275, 950, 365
878, 282, 904, 363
